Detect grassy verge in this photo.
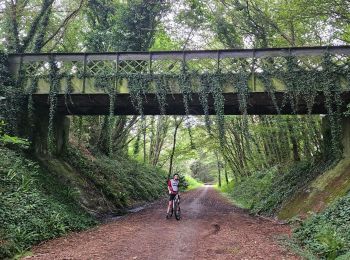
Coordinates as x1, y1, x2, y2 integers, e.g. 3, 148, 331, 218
63, 146, 167, 209
184, 175, 203, 191
215, 181, 249, 209
216, 160, 333, 216
215, 159, 350, 259
0, 145, 168, 259
0, 147, 96, 259
215, 166, 277, 211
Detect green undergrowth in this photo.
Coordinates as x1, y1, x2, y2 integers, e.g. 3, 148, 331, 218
215, 181, 248, 208
293, 192, 350, 259
0, 146, 96, 259
184, 175, 203, 191
0, 145, 167, 259
219, 167, 276, 210
278, 236, 318, 260
219, 160, 333, 216
63, 147, 167, 208
218, 158, 350, 259
217, 181, 234, 193
279, 157, 350, 219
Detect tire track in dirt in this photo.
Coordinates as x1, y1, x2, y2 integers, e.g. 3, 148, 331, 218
24, 186, 299, 260
157, 186, 209, 260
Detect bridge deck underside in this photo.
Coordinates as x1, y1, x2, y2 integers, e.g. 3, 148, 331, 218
32, 92, 350, 115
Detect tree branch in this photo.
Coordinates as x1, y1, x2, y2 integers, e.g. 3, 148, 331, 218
8, 0, 21, 52
20, 0, 54, 52
41, 0, 85, 49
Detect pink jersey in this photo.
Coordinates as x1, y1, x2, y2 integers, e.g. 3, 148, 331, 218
168, 179, 179, 194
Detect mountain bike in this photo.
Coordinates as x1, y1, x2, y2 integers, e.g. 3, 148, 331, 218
168, 194, 181, 220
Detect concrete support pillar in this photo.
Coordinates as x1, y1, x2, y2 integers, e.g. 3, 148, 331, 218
340, 117, 350, 157
32, 109, 70, 156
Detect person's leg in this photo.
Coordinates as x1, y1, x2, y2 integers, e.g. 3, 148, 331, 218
166, 194, 175, 218
167, 200, 172, 214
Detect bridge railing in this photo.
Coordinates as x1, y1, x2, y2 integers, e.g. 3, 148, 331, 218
7, 45, 350, 94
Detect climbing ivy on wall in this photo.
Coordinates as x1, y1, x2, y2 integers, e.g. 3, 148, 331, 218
199, 73, 212, 133
0, 52, 24, 135
0, 52, 10, 119
320, 54, 343, 158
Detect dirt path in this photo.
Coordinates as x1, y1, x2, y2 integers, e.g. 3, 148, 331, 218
24, 186, 299, 260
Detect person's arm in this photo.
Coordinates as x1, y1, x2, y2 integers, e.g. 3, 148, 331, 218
167, 180, 173, 194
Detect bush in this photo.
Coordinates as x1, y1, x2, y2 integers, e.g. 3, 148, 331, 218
250, 161, 317, 215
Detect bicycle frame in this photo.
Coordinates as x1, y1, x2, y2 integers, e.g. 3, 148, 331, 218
172, 194, 181, 220
172, 194, 180, 209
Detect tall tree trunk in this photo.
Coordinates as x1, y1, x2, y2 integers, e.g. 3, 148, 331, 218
215, 151, 222, 187
224, 162, 229, 185
287, 118, 300, 161
152, 116, 169, 166
143, 117, 146, 163
97, 116, 109, 154
168, 116, 183, 179
148, 116, 155, 162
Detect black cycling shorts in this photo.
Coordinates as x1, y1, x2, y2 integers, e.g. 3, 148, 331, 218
169, 193, 177, 201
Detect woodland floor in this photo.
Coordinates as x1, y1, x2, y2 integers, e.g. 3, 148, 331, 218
24, 186, 299, 260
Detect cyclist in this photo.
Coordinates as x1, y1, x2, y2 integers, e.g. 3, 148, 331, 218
166, 173, 180, 218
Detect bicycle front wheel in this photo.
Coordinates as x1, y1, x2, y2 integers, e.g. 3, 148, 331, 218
175, 200, 181, 220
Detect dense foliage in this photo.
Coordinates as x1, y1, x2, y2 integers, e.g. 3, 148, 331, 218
0, 140, 168, 259
222, 160, 333, 215
63, 146, 167, 207
293, 192, 350, 259
0, 147, 96, 259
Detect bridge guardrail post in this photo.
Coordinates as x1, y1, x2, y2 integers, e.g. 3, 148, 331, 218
116, 52, 120, 74
82, 53, 87, 94
216, 50, 220, 72
149, 52, 153, 74
252, 50, 256, 91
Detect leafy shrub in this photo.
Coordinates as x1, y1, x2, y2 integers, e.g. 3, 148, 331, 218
0, 120, 29, 149
336, 251, 350, 260
293, 192, 350, 259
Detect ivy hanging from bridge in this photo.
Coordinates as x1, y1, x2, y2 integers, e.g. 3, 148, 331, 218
1, 50, 350, 157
